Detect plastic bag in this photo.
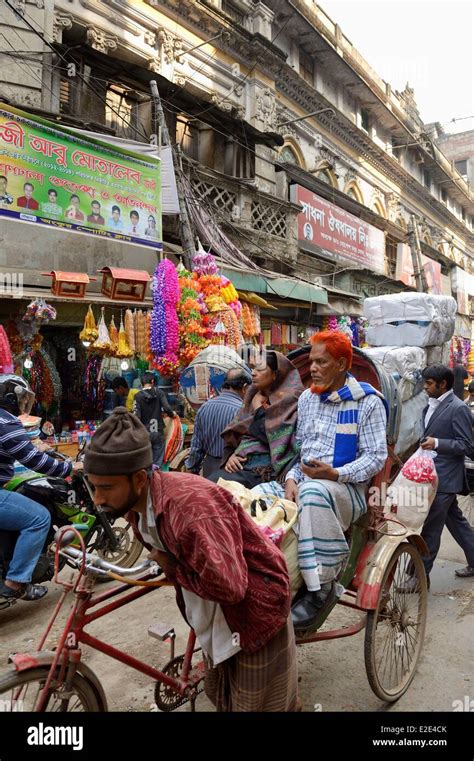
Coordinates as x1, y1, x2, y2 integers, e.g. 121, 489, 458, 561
384, 448, 438, 533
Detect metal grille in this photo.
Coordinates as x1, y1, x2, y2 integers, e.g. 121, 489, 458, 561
192, 179, 237, 216
251, 201, 287, 238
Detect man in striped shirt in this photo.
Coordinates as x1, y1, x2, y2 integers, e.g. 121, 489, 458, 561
0, 375, 78, 603
185, 369, 251, 478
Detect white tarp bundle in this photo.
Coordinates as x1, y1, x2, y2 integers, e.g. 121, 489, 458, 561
364, 293, 456, 347
395, 392, 428, 456
361, 346, 426, 402
362, 346, 426, 378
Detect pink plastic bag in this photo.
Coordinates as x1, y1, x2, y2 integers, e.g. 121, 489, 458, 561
401, 448, 437, 484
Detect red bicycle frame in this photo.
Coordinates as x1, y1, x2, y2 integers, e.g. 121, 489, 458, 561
32, 536, 205, 712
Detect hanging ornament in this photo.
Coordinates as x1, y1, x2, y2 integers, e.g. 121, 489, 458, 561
124, 309, 136, 354
91, 307, 112, 354
116, 315, 133, 358
108, 315, 119, 354
192, 240, 219, 275
79, 305, 98, 346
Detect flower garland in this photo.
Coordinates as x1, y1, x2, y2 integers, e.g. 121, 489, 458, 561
150, 259, 180, 376
0, 326, 13, 373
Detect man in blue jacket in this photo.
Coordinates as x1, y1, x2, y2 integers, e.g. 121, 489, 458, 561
419, 364, 474, 584
0, 375, 80, 603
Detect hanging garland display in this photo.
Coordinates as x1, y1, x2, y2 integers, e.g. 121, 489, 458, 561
124, 309, 136, 354
176, 269, 209, 367
0, 326, 13, 373
150, 259, 180, 376
108, 316, 119, 354
84, 354, 106, 413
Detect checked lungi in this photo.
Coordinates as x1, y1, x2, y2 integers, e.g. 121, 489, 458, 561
204, 616, 298, 712
256, 479, 367, 591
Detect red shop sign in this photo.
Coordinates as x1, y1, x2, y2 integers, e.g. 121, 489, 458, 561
292, 185, 386, 273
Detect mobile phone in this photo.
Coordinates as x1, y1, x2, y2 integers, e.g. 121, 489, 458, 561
302, 457, 314, 466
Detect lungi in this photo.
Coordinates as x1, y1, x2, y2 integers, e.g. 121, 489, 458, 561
256, 479, 367, 591
204, 616, 298, 712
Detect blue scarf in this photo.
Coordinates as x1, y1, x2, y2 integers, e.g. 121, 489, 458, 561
320, 374, 388, 468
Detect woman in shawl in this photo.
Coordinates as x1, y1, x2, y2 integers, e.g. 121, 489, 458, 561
209, 350, 303, 489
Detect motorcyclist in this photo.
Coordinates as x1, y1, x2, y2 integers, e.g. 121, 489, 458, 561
0, 374, 81, 603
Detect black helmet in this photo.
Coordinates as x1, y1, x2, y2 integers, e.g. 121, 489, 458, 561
0, 374, 35, 415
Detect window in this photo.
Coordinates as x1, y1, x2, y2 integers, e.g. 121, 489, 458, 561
454, 159, 468, 177
441, 187, 448, 203
385, 235, 398, 278
105, 87, 138, 139
176, 116, 198, 161
361, 108, 370, 132
224, 139, 255, 178
423, 169, 431, 189
300, 50, 314, 86
279, 146, 299, 165
222, 0, 245, 25
59, 78, 71, 113
462, 207, 466, 222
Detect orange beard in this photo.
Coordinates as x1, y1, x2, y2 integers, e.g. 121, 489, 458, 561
310, 383, 330, 394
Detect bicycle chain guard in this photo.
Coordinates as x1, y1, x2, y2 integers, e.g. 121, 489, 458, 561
154, 655, 205, 712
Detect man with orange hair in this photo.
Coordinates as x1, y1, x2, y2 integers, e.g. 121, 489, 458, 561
257, 331, 388, 630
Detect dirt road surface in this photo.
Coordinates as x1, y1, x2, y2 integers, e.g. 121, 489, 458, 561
0, 499, 472, 713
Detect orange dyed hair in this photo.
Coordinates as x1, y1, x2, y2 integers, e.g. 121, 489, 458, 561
310, 330, 353, 369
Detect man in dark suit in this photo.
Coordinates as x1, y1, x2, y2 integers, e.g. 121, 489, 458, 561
419, 364, 474, 583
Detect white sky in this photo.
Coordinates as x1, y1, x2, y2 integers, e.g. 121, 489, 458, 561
319, 0, 474, 134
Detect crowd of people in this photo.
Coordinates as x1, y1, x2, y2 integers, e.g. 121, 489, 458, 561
1, 329, 473, 713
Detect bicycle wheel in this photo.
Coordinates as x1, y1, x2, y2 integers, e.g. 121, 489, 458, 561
364, 542, 428, 702
91, 519, 143, 567
0, 667, 102, 712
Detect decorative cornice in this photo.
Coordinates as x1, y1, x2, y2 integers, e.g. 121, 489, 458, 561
158, 27, 183, 64
86, 27, 118, 54
52, 12, 73, 43
276, 71, 473, 245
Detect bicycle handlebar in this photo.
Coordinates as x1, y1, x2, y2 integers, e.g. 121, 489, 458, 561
59, 544, 159, 576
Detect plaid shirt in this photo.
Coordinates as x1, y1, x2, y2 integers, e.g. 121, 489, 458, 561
286, 388, 387, 485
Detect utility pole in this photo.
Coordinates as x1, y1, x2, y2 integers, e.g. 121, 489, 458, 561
149, 80, 195, 270
408, 215, 428, 292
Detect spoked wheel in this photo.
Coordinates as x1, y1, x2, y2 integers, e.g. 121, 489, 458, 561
364, 542, 428, 702
94, 519, 143, 568
0, 667, 103, 711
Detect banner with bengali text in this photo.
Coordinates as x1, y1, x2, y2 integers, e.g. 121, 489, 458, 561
0, 103, 161, 249
292, 185, 386, 273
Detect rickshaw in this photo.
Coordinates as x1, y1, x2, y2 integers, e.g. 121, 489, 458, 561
0, 347, 428, 709
286, 345, 428, 702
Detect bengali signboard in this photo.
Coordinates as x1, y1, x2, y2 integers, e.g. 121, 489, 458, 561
0, 103, 161, 249
395, 243, 442, 294
292, 185, 386, 273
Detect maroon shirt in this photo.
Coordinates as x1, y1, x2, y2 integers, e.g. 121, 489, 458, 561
17, 196, 39, 210
128, 470, 291, 653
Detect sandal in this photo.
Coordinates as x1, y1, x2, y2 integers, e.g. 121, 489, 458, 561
0, 581, 48, 601
22, 584, 48, 601
455, 566, 474, 578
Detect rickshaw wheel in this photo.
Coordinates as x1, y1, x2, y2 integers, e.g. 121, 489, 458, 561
364, 542, 427, 702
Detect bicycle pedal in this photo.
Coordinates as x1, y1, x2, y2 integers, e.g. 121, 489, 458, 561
148, 623, 175, 641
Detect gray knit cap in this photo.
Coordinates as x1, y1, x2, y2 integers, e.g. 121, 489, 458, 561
84, 407, 153, 475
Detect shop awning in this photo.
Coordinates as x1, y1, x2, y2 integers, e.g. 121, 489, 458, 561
221, 266, 327, 305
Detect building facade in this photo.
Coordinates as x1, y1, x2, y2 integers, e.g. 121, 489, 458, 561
0, 0, 473, 323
